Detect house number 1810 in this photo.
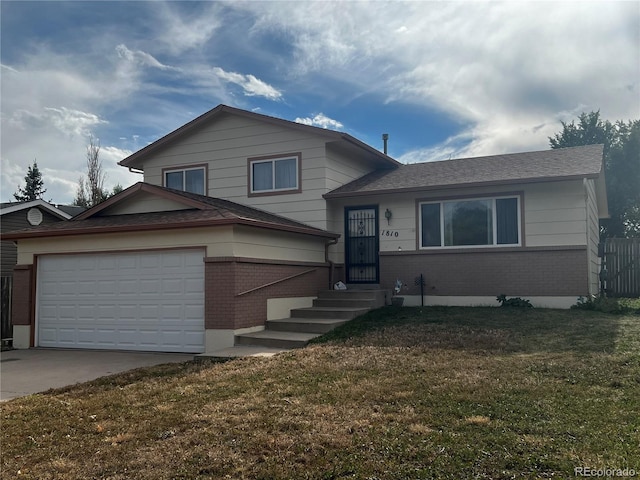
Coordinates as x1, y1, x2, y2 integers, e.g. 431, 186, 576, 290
380, 230, 399, 237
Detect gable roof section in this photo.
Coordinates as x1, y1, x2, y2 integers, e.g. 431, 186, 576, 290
2, 183, 339, 240
325, 144, 605, 198
119, 104, 400, 170
0, 200, 73, 220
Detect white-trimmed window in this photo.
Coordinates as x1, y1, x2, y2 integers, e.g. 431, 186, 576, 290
249, 154, 300, 194
420, 196, 520, 248
164, 166, 205, 195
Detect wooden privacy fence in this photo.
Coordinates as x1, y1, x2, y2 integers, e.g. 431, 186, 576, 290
1, 276, 12, 341
600, 238, 640, 297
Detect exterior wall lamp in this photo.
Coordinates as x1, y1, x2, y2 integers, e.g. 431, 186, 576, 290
384, 208, 392, 225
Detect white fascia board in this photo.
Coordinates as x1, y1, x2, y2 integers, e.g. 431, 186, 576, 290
0, 200, 72, 219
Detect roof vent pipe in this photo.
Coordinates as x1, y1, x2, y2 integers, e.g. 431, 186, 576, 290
382, 133, 389, 155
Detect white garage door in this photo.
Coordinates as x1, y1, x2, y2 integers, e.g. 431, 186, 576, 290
37, 250, 205, 353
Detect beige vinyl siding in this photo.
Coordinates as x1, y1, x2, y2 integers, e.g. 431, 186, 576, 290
325, 180, 592, 263
523, 180, 587, 247
17, 225, 326, 266
233, 226, 326, 263
325, 146, 382, 238
584, 178, 601, 294
140, 112, 333, 230
100, 192, 193, 215
326, 193, 422, 264
325, 145, 378, 192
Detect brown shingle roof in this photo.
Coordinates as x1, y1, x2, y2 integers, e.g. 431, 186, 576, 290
325, 144, 604, 198
2, 183, 338, 240
119, 104, 399, 170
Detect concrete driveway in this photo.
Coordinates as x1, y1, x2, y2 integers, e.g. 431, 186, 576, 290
0, 349, 194, 401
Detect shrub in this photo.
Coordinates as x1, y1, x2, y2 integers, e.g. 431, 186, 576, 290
496, 294, 533, 308
571, 295, 625, 314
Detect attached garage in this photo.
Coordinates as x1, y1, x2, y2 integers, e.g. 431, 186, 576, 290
36, 249, 205, 353
5, 183, 338, 354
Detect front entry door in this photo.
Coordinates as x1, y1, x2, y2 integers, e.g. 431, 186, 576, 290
345, 206, 379, 284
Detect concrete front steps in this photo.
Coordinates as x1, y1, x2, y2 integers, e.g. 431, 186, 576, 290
233, 288, 389, 351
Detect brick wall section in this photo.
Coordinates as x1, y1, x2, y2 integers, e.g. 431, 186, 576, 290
380, 246, 588, 297
11, 265, 32, 326
205, 260, 236, 330
205, 257, 330, 330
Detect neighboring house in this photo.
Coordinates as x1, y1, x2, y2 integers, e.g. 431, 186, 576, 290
0, 200, 78, 277
3, 104, 608, 354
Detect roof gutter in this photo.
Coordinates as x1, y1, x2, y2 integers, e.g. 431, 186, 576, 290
323, 173, 601, 199
1, 217, 340, 241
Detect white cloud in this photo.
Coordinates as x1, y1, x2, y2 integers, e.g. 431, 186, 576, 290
115, 44, 176, 71
213, 67, 282, 100
2, 0, 638, 204
239, 1, 639, 157
1, 128, 138, 205
0, 57, 139, 204
398, 131, 474, 164
295, 113, 344, 130
154, 2, 222, 55
100, 146, 141, 192
44, 107, 107, 137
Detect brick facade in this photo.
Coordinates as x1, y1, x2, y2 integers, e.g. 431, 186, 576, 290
380, 246, 588, 297
204, 257, 331, 330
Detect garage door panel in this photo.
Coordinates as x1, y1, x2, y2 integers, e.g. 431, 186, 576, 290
48, 327, 79, 346
161, 305, 183, 319
76, 305, 95, 320
96, 305, 116, 320
184, 333, 205, 350
39, 279, 59, 297
117, 279, 138, 295
162, 278, 184, 295
161, 330, 183, 345
37, 250, 205, 353
76, 257, 98, 271
115, 255, 137, 268
77, 281, 98, 296
39, 327, 59, 344
77, 328, 100, 346
58, 281, 77, 296
118, 304, 138, 319
139, 304, 160, 319
97, 257, 116, 270
97, 280, 118, 295
184, 305, 205, 319
140, 279, 160, 294
185, 278, 204, 293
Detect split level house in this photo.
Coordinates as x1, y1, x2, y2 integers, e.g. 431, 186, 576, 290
3, 105, 608, 354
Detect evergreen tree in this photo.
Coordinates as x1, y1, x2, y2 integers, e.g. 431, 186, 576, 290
13, 160, 46, 202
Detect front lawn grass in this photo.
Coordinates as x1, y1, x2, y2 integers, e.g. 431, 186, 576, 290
2, 306, 639, 479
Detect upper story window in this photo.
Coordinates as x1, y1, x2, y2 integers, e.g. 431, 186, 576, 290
420, 195, 520, 248
164, 166, 206, 195
248, 153, 301, 196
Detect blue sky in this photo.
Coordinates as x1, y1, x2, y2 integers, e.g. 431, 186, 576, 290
1, 1, 638, 204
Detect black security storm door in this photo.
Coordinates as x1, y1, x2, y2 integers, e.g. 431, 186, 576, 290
344, 206, 379, 284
